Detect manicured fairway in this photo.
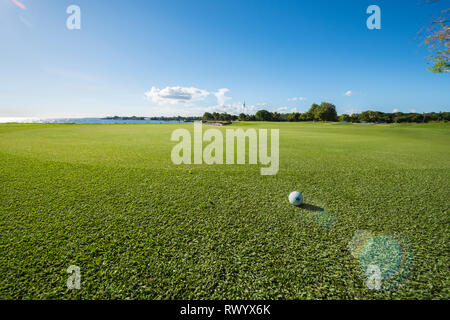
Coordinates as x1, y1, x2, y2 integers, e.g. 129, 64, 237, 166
0, 122, 449, 299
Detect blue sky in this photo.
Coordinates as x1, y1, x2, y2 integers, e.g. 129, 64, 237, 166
0, 0, 449, 117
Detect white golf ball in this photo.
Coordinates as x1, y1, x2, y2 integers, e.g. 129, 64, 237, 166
289, 191, 303, 206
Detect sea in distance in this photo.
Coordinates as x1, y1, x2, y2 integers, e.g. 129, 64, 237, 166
0, 118, 189, 124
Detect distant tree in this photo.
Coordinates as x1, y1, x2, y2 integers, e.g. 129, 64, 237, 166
272, 112, 281, 121
200, 106, 450, 124
410, 113, 423, 122
216, 112, 232, 121
338, 114, 351, 122
287, 113, 295, 122
255, 110, 273, 121
359, 110, 378, 123
278, 113, 288, 121
442, 111, 450, 121
316, 102, 338, 121
202, 112, 213, 121
307, 103, 320, 121
427, 112, 438, 121
376, 112, 392, 123
287, 112, 300, 122
350, 113, 360, 123
300, 112, 314, 121
308, 103, 320, 114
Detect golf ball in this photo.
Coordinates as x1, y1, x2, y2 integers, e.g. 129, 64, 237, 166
289, 191, 303, 206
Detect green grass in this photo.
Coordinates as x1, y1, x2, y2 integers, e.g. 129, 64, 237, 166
0, 122, 449, 299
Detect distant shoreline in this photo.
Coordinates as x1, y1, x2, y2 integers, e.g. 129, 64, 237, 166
0, 117, 190, 124
102, 116, 201, 121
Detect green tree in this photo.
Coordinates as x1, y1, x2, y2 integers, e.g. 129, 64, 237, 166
287, 112, 301, 122
308, 103, 320, 120
255, 110, 273, 121
316, 102, 338, 121
218, 113, 232, 121
272, 112, 281, 121
360, 110, 378, 123
202, 112, 213, 121
419, 8, 449, 73
338, 114, 351, 122
350, 113, 360, 123
300, 112, 313, 121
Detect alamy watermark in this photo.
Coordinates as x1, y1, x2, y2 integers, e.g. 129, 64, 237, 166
66, 265, 81, 290
171, 122, 279, 175
348, 230, 413, 291
366, 264, 382, 290
63, 5, 379, 31
366, 5, 381, 30
66, 5, 81, 30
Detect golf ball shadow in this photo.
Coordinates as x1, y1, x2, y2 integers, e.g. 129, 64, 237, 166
296, 203, 337, 230
314, 210, 336, 229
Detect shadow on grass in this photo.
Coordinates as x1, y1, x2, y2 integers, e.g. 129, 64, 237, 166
297, 203, 324, 212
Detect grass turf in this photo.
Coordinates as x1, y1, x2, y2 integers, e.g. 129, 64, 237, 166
0, 122, 448, 299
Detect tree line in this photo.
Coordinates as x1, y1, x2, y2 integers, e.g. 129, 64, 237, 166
202, 102, 450, 123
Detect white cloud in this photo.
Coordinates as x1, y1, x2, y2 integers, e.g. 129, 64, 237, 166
214, 88, 231, 106
243, 104, 259, 114
145, 86, 210, 105
392, 108, 399, 113
344, 90, 353, 97
205, 102, 258, 115
410, 109, 417, 113
276, 106, 288, 112
145, 86, 231, 106
288, 97, 307, 102
144, 86, 293, 116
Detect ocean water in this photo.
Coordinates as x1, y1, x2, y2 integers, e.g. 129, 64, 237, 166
0, 117, 188, 124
